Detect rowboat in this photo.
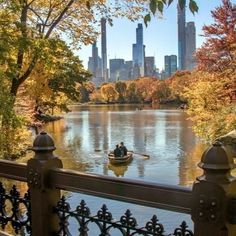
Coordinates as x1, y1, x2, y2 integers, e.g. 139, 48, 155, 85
108, 152, 133, 165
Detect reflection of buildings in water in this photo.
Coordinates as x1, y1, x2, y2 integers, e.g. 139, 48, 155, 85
133, 111, 158, 178
133, 113, 147, 178
133, 113, 146, 150
88, 111, 110, 175
88, 111, 110, 152
154, 111, 167, 148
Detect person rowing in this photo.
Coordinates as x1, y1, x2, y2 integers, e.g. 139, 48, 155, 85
120, 142, 128, 157
113, 144, 122, 157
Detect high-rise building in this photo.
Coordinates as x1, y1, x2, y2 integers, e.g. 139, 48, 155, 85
177, 4, 186, 70
164, 55, 177, 78
88, 42, 103, 87
186, 22, 196, 70
101, 18, 108, 82
132, 23, 145, 78
88, 42, 100, 76
109, 59, 125, 81
145, 56, 155, 77
124, 61, 133, 80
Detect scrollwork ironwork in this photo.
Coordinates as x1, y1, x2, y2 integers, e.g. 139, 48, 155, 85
53, 196, 194, 236
172, 221, 194, 236
0, 182, 31, 234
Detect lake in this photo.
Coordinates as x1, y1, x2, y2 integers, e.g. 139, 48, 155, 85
39, 104, 207, 235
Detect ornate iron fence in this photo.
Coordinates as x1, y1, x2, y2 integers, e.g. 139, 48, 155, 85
0, 183, 31, 234
0, 131, 235, 236
53, 196, 193, 236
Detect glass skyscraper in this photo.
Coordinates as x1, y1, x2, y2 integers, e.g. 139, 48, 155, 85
132, 23, 145, 78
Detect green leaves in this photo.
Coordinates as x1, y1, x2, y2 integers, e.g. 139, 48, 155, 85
189, 0, 198, 14
145, 0, 199, 26
144, 13, 151, 27
149, 0, 164, 15
149, 0, 157, 15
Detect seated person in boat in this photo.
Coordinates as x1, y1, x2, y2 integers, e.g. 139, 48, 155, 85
113, 144, 122, 157
120, 142, 128, 156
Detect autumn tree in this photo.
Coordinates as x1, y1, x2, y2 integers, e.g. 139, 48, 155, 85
185, 0, 236, 140
184, 72, 236, 140
195, 0, 236, 72
126, 82, 141, 103
78, 81, 95, 103
135, 77, 158, 102
152, 80, 172, 102
115, 81, 127, 103
169, 70, 192, 102
101, 84, 119, 103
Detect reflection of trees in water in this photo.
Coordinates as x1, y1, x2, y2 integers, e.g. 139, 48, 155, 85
178, 142, 207, 186
176, 112, 208, 186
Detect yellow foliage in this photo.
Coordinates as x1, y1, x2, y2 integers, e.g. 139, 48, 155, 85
184, 71, 236, 141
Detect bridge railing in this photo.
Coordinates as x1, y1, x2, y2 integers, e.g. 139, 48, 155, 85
0, 131, 235, 236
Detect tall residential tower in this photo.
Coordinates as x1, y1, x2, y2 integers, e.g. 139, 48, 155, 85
185, 22, 196, 70
101, 18, 108, 82
177, 4, 186, 70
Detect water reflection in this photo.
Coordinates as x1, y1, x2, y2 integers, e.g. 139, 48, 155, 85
43, 104, 207, 186
107, 163, 128, 177
8, 104, 208, 235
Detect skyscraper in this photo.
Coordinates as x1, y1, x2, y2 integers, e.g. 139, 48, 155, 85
145, 56, 155, 77
132, 23, 145, 78
186, 22, 196, 70
101, 18, 108, 82
164, 55, 177, 78
92, 42, 98, 75
109, 59, 125, 81
177, 4, 186, 70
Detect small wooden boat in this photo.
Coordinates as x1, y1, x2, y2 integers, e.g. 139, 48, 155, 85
108, 152, 133, 165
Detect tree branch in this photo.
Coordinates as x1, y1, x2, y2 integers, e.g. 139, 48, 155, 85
45, 0, 75, 38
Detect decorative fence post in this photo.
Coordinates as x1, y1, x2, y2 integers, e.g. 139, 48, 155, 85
191, 141, 236, 236
27, 131, 63, 236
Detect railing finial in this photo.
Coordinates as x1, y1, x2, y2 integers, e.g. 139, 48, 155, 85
32, 131, 56, 160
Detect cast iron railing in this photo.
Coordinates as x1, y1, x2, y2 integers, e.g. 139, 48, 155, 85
0, 131, 235, 236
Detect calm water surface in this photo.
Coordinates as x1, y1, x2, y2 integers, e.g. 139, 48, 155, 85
44, 104, 206, 185
34, 104, 207, 234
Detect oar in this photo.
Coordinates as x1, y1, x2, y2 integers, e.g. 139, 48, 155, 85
94, 149, 110, 153
129, 151, 150, 159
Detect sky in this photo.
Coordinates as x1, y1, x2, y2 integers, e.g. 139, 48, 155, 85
77, 0, 229, 71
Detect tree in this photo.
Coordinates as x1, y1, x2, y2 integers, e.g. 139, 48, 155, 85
184, 72, 236, 140
24, 40, 90, 113
78, 81, 95, 103
152, 80, 171, 102
135, 77, 158, 102
126, 82, 140, 103
169, 70, 192, 102
115, 81, 127, 102
101, 84, 119, 103
184, 0, 236, 140
195, 0, 236, 72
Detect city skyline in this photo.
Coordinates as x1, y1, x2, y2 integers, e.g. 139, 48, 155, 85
77, 1, 223, 71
